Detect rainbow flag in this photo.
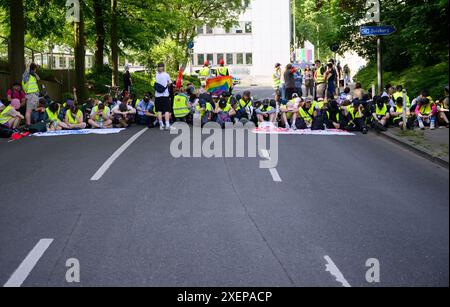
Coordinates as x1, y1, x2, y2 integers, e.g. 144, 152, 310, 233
206, 76, 232, 95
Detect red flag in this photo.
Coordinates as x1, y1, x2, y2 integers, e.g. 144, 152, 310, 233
176, 66, 183, 89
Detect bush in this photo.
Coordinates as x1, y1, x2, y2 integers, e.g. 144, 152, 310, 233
354, 61, 449, 99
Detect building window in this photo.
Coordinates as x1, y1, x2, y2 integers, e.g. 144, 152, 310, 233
235, 24, 243, 34
59, 56, 67, 68
197, 26, 204, 35
236, 53, 244, 65
206, 54, 214, 65
245, 22, 252, 34
226, 53, 234, 65
246, 53, 253, 65
206, 25, 213, 34
69, 58, 75, 69
197, 54, 205, 66
51, 56, 56, 69
216, 53, 224, 64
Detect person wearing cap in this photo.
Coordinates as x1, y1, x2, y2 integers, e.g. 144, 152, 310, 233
214, 97, 235, 128
199, 61, 211, 79
280, 95, 301, 129
195, 98, 213, 126
256, 99, 277, 125
273, 63, 282, 93
154, 62, 173, 130
342, 99, 368, 134
136, 94, 157, 126
415, 97, 437, 130
296, 97, 316, 130
0, 99, 24, 129
216, 58, 230, 77
64, 103, 87, 130
7, 82, 26, 108
371, 96, 390, 131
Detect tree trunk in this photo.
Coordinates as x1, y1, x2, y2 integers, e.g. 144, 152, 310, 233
111, 0, 119, 87
9, 0, 25, 85
93, 0, 105, 71
74, 0, 86, 102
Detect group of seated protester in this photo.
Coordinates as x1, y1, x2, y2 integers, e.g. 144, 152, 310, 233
1, 84, 448, 134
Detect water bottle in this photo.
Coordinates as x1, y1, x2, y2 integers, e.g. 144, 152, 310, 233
99, 117, 104, 128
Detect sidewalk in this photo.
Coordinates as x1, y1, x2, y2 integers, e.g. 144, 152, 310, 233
380, 127, 449, 168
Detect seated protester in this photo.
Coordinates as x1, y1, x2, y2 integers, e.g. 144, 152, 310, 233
215, 97, 235, 128
381, 84, 395, 107
295, 98, 315, 130
323, 100, 343, 130
88, 103, 112, 129
280, 96, 301, 129
64, 104, 87, 130
45, 102, 70, 131
436, 99, 449, 128
172, 89, 191, 122
337, 87, 352, 105
194, 98, 213, 126
103, 95, 113, 108
392, 85, 411, 108
410, 90, 432, 113
112, 98, 137, 128
32, 98, 46, 124
129, 93, 140, 109
0, 99, 24, 130
136, 95, 157, 126
256, 99, 277, 125
60, 99, 75, 121
82, 98, 96, 123
296, 96, 324, 130
237, 91, 254, 120
7, 82, 26, 108
371, 96, 390, 131
390, 97, 412, 129
342, 99, 368, 134
199, 91, 215, 110
415, 97, 437, 130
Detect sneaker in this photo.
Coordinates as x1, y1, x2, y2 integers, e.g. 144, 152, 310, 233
418, 121, 425, 130
292, 124, 297, 131
159, 124, 165, 131
285, 124, 290, 129
362, 127, 368, 134
430, 121, 436, 130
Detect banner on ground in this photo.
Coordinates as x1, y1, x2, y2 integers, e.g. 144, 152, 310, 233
253, 127, 355, 136
33, 128, 126, 137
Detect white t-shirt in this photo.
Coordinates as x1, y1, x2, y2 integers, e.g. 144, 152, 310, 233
155, 72, 171, 98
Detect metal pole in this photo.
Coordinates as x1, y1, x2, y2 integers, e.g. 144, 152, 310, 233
376, 1, 382, 95
317, 25, 320, 60
293, 0, 296, 50
372, 83, 376, 97
402, 89, 407, 130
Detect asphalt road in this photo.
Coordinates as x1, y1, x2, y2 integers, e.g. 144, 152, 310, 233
0, 87, 448, 287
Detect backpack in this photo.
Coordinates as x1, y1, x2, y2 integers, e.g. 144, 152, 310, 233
0, 124, 13, 138
28, 121, 47, 133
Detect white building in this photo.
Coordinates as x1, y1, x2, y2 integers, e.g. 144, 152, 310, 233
192, 0, 291, 79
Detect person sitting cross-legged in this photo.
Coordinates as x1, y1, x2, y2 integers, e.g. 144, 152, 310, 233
112, 98, 136, 128
88, 103, 113, 129
415, 97, 437, 130
256, 99, 277, 125
136, 94, 157, 127
0, 99, 24, 130
390, 97, 412, 130
45, 102, 70, 131
64, 104, 87, 130
371, 96, 390, 132
280, 95, 301, 129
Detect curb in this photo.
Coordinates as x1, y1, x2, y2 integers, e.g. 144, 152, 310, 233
378, 131, 449, 169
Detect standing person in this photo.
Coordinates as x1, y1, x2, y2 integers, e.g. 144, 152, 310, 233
216, 59, 230, 77
22, 63, 41, 127
199, 61, 211, 78
314, 60, 326, 99
284, 64, 296, 100
294, 67, 303, 97
280, 64, 286, 100
123, 65, 133, 95
343, 64, 351, 85
272, 63, 282, 94
303, 65, 314, 97
154, 62, 173, 131
324, 62, 337, 99
7, 82, 26, 108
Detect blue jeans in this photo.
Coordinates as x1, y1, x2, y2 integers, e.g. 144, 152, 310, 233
280, 84, 286, 100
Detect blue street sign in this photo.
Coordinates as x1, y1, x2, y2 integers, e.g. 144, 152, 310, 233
187, 41, 194, 49
360, 26, 396, 37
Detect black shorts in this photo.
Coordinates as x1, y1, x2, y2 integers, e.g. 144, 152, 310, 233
155, 96, 170, 113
